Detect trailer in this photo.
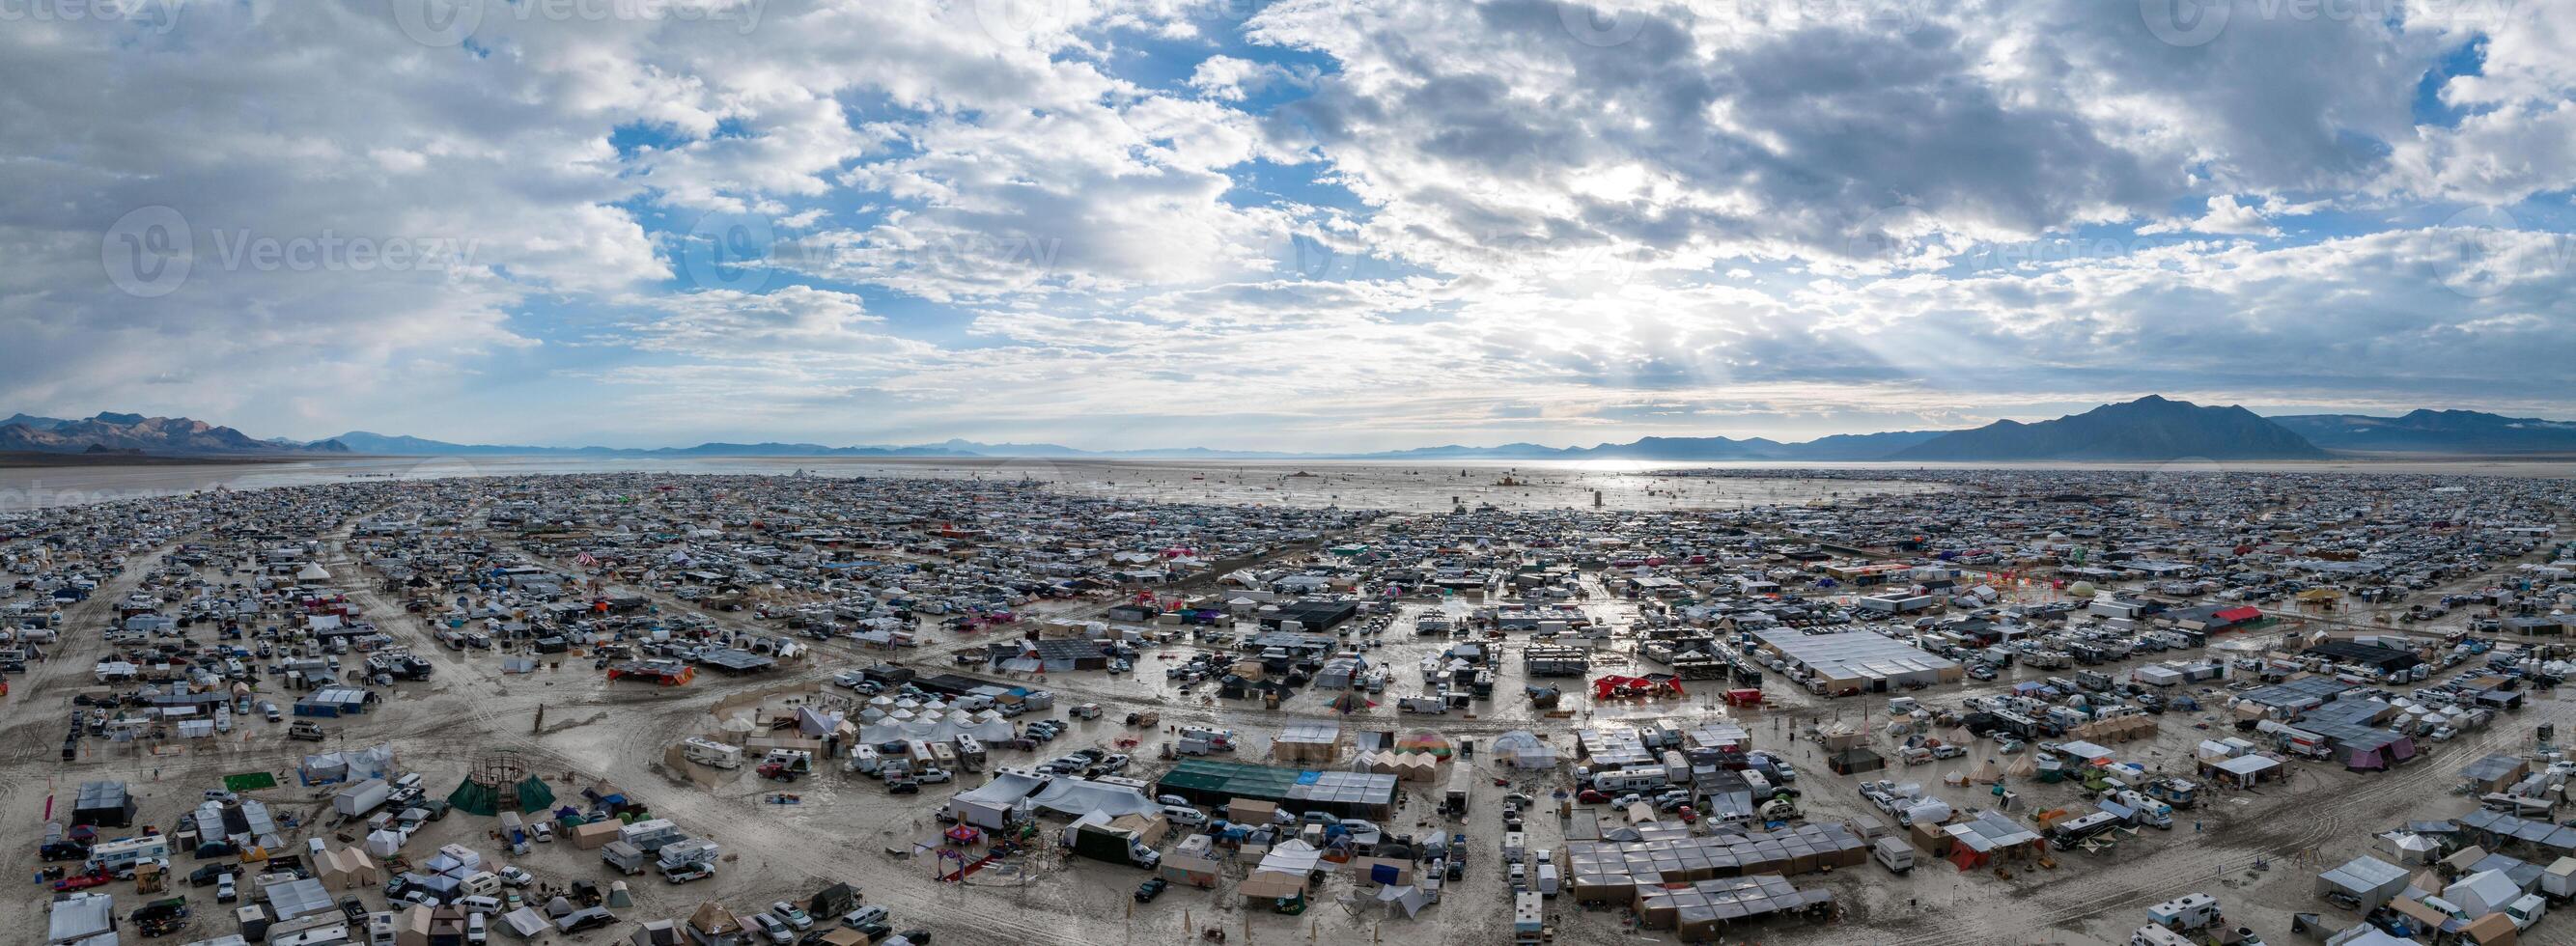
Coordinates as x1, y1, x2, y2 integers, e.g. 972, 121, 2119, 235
332, 779, 391, 818
1444, 765, 1475, 816
600, 841, 650, 876
681, 737, 742, 770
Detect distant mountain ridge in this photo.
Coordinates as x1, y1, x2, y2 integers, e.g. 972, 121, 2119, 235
1893, 396, 2328, 460
16, 397, 2570, 461
2271, 408, 2576, 456
0, 412, 350, 456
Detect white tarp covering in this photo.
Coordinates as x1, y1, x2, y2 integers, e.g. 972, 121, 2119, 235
1258, 839, 1326, 877
300, 742, 397, 784
266, 877, 335, 920
860, 712, 1012, 745
1374, 883, 1432, 918
1029, 777, 1161, 820
1491, 731, 1561, 769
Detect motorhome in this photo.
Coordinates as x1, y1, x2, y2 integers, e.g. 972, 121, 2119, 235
681, 737, 742, 770
2049, 811, 2124, 849
1589, 766, 1668, 793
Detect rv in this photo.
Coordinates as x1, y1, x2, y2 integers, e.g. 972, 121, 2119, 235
1589, 766, 1668, 793
86, 835, 170, 874
1872, 837, 1915, 875
681, 737, 743, 770
2143, 893, 2222, 932
2049, 811, 2124, 849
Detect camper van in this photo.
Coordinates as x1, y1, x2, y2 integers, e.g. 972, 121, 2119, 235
1589, 766, 1668, 793
87, 836, 171, 875
846, 744, 882, 776
682, 737, 743, 770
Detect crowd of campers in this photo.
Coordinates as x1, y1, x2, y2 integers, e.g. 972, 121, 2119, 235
2286, 747, 2576, 945
38, 764, 935, 946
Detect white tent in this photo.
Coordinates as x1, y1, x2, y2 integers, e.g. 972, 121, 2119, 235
1490, 731, 1560, 769
364, 829, 406, 858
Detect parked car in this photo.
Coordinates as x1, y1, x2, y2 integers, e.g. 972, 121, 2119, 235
748, 913, 795, 944
661, 863, 714, 884
1134, 877, 1169, 903
770, 903, 814, 931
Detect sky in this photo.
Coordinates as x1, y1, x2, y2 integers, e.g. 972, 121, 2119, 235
5, 0, 2574, 451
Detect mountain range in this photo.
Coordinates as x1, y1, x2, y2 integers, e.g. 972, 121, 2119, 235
0, 412, 348, 456
8, 397, 2576, 461
2271, 409, 2576, 456
1890, 396, 2330, 461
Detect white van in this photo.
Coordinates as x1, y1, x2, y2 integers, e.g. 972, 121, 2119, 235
454, 895, 503, 915
841, 905, 888, 929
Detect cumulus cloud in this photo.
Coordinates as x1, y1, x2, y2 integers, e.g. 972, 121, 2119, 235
4, 0, 2572, 450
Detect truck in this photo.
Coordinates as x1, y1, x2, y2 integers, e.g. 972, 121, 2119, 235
656, 839, 720, 871
2506, 894, 2547, 930
681, 737, 742, 770
1398, 696, 1448, 714
600, 841, 650, 876
288, 720, 328, 741
2142, 893, 2222, 932
2542, 856, 2576, 903
1070, 824, 1162, 870
333, 779, 392, 818
1444, 765, 1475, 817
1512, 891, 1547, 944
1871, 837, 1915, 875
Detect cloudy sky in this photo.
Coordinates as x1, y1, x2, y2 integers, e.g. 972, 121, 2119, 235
5, 0, 2572, 450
